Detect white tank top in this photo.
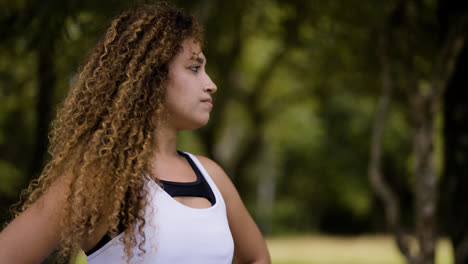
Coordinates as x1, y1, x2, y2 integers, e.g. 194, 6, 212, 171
86, 152, 234, 264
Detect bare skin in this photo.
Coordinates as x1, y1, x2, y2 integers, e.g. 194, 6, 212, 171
0, 171, 72, 263
0, 39, 270, 264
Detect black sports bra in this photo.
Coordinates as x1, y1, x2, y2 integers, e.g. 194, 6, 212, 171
159, 151, 216, 205
85, 151, 216, 256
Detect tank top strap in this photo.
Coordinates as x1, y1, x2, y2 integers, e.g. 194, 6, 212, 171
180, 152, 226, 208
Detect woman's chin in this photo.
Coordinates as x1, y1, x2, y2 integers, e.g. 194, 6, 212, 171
180, 118, 210, 131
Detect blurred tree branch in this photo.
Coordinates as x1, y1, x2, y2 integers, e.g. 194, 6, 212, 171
368, 2, 417, 263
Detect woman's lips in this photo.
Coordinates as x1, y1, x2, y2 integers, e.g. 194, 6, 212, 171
201, 98, 213, 108
202, 101, 213, 108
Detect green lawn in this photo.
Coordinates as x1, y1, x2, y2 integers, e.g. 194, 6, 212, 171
266, 235, 452, 264
73, 235, 453, 264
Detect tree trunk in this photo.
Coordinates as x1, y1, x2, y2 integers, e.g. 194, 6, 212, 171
438, 1, 468, 262
443, 45, 468, 264
30, 45, 55, 179
411, 101, 437, 264
368, 2, 420, 263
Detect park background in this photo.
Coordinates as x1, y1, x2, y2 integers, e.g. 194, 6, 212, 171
1, 0, 468, 263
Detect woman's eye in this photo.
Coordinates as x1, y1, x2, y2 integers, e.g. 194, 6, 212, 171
189, 66, 200, 73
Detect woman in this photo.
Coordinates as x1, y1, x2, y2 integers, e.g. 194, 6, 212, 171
0, 5, 270, 264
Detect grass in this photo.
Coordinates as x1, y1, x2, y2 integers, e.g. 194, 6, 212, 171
73, 235, 453, 264
266, 235, 453, 264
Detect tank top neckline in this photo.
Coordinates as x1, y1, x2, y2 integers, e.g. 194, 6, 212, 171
150, 152, 220, 212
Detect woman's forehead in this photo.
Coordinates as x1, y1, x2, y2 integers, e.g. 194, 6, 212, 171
180, 39, 204, 61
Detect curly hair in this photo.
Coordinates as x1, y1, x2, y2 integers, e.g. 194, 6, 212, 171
12, 4, 203, 263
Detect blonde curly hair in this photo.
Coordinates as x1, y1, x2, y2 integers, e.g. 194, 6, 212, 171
13, 5, 203, 263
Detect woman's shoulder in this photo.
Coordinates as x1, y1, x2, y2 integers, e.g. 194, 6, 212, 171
192, 154, 222, 173
191, 154, 235, 197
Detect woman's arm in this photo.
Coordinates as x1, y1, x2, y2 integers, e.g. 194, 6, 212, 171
0, 174, 71, 264
197, 156, 271, 264
0, 171, 110, 263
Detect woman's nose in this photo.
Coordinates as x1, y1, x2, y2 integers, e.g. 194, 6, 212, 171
204, 74, 217, 94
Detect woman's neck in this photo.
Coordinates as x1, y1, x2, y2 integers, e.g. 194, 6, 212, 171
153, 121, 179, 157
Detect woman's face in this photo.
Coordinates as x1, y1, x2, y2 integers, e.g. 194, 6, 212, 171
164, 39, 217, 131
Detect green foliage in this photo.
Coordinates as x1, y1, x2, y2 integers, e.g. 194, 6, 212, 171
0, 0, 448, 238
0, 160, 26, 198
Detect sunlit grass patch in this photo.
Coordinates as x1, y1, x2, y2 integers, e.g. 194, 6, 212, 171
266, 235, 453, 264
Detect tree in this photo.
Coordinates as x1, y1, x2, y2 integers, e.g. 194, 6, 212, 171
440, 1, 468, 263
369, 0, 468, 263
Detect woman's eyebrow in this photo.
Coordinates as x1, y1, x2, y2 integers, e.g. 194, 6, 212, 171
189, 55, 205, 64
